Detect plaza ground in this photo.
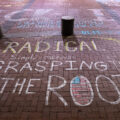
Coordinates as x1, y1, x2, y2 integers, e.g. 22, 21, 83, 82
0, 0, 120, 120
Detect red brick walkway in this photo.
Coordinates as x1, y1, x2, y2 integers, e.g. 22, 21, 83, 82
0, 0, 120, 120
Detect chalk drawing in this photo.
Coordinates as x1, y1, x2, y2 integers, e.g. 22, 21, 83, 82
96, 75, 120, 104
80, 41, 92, 51
65, 61, 78, 71
35, 61, 48, 72
94, 62, 108, 72
18, 42, 31, 53
26, 78, 41, 94
0, 60, 119, 73
12, 78, 26, 94
15, 0, 24, 1
89, 9, 114, 21
0, 10, 3, 13
0, 78, 14, 94
80, 61, 93, 70
43, 56, 72, 60
80, 30, 101, 35
35, 42, 50, 53
65, 41, 78, 52
111, 74, 120, 77
45, 75, 68, 106
54, 41, 62, 52
3, 42, 19, 54
91, 41, 98, 51
70, 76, 94, 106
50, 61, 63, 71
20, 62, 32, 72
0, 61, 5, 70
96, 0, 120, 6
4, 9, 53, 22
108, 61, 120, 72
4, 9, 33, 22
0, 74, 120, 106
32, 9, 53, 20
4, 61, 19, 73
10, 54, 37, 61
16, 20, 103, 29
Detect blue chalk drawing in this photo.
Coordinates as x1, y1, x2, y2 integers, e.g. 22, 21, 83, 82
17, 20, 104, 29
72, 77, 80, 84
80, 30, 101, 35
96, 0, 120, 4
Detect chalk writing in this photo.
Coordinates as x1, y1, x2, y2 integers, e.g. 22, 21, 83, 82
16, 20, 103, 29
2, 41, 98, 54
45, 75, 68, 106
89, 9, 114, 21
0, 60, 120, 73
96, 75, 120, 104
70, 76, 94, 106
4, 9, 53, 22
96, 0, 120, 6
0, 74, 120, 106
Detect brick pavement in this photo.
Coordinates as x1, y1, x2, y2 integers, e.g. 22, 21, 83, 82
0, 0, 120, 120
